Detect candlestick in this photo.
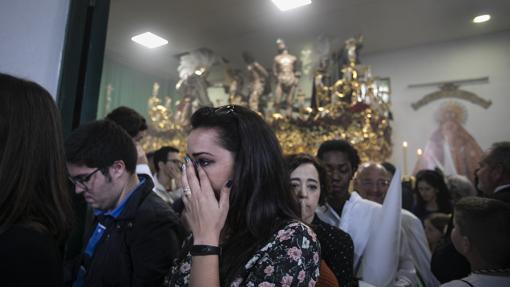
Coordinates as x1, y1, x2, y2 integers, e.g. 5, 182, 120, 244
402, 141, 408, 176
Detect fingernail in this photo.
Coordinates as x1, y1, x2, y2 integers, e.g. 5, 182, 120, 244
184, 155, 191, 163
226, 180, 233, 188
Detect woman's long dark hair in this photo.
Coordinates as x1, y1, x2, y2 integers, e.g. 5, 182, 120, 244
0, 73, 73, 243
190, 105, 299, 285
414, 169, 452, 218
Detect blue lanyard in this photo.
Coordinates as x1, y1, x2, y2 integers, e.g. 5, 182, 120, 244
73, 177, 145, 287
86, 177, 145, 255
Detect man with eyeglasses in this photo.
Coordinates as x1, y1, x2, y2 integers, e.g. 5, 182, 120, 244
353, 162, 391, 204
354, 162, 440, 287
153, 146, 184, 205
64, 120, 184, 287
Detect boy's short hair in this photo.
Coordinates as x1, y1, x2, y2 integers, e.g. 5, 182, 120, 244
316, 140, 360, 172
106, 106, 147, 138
455, 196, 510, 267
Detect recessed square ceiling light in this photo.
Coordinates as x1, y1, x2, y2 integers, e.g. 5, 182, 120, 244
131, 32, 168, 48
472, 14, 491, 23
272, 0, 312, 11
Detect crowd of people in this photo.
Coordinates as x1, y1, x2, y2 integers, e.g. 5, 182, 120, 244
1, 72, 509, 286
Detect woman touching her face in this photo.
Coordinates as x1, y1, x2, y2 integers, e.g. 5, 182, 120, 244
168, 106, 320, 287
186, 127, 235, 197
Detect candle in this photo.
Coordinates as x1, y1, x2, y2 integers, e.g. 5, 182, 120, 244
402, 141, 408, 176
416, 148, 423, 173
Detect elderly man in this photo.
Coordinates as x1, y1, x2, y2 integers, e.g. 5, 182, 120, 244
354, 162, 440, 287
476, 141, 510, 203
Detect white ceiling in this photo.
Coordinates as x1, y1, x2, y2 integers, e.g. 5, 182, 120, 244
105, 0, 510, 81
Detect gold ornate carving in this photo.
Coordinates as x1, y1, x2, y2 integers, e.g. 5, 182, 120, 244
142, 83, 187, 152
271, 106, 392, 162
411, 83, 492, 110
143, 36, 393, 162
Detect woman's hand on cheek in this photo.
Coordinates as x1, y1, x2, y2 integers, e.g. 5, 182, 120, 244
181, 159, 231, 246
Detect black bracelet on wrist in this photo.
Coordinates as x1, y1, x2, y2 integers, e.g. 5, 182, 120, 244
190, 245, 221, 256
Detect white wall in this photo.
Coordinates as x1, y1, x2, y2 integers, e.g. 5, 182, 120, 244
364, 30, 510, 173
0, 0, 70, 99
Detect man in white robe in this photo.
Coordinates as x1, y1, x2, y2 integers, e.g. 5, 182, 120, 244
353, 162, 440, 287
315, 140, 411, 287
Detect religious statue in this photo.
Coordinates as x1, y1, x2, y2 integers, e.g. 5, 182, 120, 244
143, 35, 393, 163
225, 67, 246, 106
331, 34, 365, 108
311, 57, 331, 109
273, 38, 300, 115
173, 83, 195, 128
340, 34, 363, 67
173, 49, 220, 127
176, 69, 212, 107
413, 101, 483, 183
175, 49, 219, 108
242, 52, 269, 112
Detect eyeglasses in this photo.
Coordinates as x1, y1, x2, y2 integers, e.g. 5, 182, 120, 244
358, 179, 390, 189
68, 168, 102, 188
215, 105, 236, 115
200, 105, 237, 117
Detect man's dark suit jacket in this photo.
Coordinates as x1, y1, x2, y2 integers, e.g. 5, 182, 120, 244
490, 185, 510, 203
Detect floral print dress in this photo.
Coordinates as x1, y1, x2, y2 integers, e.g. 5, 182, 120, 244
168, 221, 321, 287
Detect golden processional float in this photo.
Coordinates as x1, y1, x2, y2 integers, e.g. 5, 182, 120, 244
143, 36, 393, 162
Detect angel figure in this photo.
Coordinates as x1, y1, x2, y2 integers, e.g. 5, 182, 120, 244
174, 48, 219, 126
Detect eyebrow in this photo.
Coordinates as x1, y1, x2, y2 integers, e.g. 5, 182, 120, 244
326, 163, 348, 167
290, 177, 318, 184
72, 173, 91, 178
191, 152, 214, 157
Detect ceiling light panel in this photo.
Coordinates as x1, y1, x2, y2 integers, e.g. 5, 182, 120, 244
272, 0, 312, 11
131, 32, 168, 48
472, 14, 491, 24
